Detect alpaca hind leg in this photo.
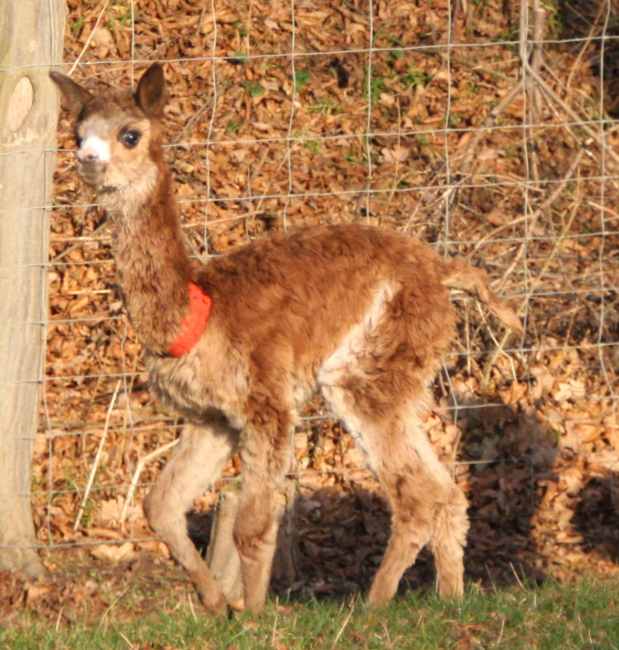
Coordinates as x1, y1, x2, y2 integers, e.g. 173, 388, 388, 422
371, 422, 467, 603
321, 385, 467, 604
428, 479, 469, 598
395, 428, 468, 599
143, 420, 238, 613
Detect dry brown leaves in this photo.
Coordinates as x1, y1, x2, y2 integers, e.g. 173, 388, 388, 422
27, 0, 619, 614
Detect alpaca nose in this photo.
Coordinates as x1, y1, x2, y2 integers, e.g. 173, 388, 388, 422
80, 151, 99, 163
78, 136, 111, 163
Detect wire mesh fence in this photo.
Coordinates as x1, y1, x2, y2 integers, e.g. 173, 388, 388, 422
4, 0, 619, 586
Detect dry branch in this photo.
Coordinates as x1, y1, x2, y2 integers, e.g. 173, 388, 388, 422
74, 381, 121, 531
120, 439, 179, 527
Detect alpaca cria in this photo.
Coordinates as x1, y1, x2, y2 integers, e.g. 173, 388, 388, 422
51, 64, 522, 615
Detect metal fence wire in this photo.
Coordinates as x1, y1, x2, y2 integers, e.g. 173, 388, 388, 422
3, 0, 619, 581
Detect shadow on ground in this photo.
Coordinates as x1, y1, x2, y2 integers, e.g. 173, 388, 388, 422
572, 474, 619, 563
557, 0, 619, 117
184, 396, 585, 601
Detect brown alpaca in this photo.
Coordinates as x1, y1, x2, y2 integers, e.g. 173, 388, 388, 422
50, 65, 522, 615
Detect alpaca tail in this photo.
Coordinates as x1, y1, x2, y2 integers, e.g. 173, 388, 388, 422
440, 258, 523, 334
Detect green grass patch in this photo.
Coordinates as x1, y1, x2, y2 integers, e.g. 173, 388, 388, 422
243, 81, 265, 98
294, 69, 311, 92
232, 20, 248, 38
70, 17, 85, 36
308, 98, 340, 116
225, 120, 242, 135
401, 68, 432, 89
364, 71, 386, 105
303, 139, 321, 154
2, 579, 619, 649
231, 51, 248, 64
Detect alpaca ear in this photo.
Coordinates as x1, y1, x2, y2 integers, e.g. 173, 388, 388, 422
49, 71, 93, 113
135, 64, 167, 116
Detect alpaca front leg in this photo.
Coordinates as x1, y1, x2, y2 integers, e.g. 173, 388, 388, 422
233, 407, 292, 615
206, 486, 244, 610
233, 472, 287, 614
143, 421, 237, 614
207, 478, 297, 611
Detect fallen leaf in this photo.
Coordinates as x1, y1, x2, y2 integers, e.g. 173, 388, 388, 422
90, 543, 136, 564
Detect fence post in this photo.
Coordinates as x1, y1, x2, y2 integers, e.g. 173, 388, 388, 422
0, 1, 66, 577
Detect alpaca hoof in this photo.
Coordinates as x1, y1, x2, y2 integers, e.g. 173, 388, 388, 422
201, 595, 228, 616
227, 596, 246, 612
197, 585, 228, 615
243, 597, 268, 616
437, 576, 464, 600
367, 585, 394, 608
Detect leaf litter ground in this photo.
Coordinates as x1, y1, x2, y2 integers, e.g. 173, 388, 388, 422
15, 0, 619, 632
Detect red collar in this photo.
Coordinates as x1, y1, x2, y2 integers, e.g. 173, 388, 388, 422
168, 282, 213, 357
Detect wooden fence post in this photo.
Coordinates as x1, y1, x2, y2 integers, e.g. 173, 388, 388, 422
0, 1, 66, 577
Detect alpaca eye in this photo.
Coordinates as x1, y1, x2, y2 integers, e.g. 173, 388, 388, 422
75, 134, 83, 148
120, 129, 141, 149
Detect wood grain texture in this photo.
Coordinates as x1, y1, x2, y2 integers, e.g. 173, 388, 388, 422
0, 0, 65, 577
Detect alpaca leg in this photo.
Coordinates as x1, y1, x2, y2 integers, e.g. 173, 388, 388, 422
367, 512, 431, 606
143, 420, 238, 614
368, 439, 468, 604
234, 474, 286, 613
387, 425, 468, 599
428, 482, 469, 598
322, 385, 468, 605
369, 425, 467, 604
233, 410, 292, 614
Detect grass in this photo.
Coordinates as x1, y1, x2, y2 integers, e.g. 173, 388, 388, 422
401, 68, 432, 89
225, 120, 242, 135
2, 578, 619, 650
364, 70, 386, 104
294, 69, 311, 92
308, 99, 340, 116
243, 81, 265, 98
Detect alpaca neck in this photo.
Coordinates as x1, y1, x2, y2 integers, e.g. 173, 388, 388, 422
106, 164, 195, 355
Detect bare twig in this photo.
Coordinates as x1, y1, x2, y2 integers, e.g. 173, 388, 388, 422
496, 147, 585, 292
531, 62, 619, 167
509, 562, 526, 590
404, 80, 524, 234
532, 170, 583, 288
528, 0, 547, 182
566, 2, 606, 95
330, 601, 356, 650
530, 0, 545, 118
74, 380, 121, 531
460, 81, 524, 172
68, 1, 111, 76
52, 217, 109, 263
173, 97, 216, 144
473, 148, 585, 257
98, 585, 130, 629
480, 147, 585, 386
120, 438, 179, 527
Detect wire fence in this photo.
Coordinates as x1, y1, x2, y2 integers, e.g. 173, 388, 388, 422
4, 0, 618, 576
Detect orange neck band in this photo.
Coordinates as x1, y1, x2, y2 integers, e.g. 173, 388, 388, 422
168, 282, 213, 357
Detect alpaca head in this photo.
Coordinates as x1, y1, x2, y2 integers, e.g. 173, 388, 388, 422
50, 64, 167, 197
